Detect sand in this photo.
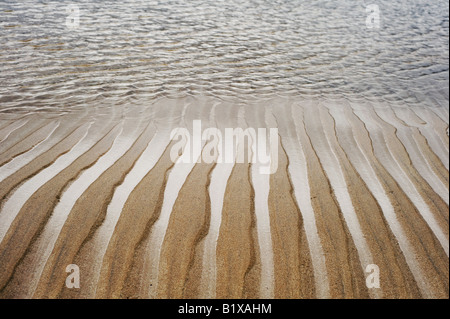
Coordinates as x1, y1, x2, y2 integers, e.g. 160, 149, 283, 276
0, 96, 448, 299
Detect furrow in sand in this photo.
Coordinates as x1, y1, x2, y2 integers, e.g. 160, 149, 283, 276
413, 128, 449, 193
93, 101, 188, 299
0, 110, 90, 184
95, 138, 177, 298
86, 129, 170, 298
324, 100, 422, 298
200, 162, 234, 298
428, 101, 449, 125
312, 102, 379, 298
393, 107, 449, 188
156, 151, 216, 298
216, 136, 261, 298
300, 101, 369, 298
265, 100, 312, 298
269, 132, 316, 298
367, 104, 449, 256
0, 119, 14, 131
244, 104, 275, 299
411, 107, 449, 170
377, 106, 448, 205
0, 96, 448, 299
178, 101, 223, 299
238, 105, 264, 299
0, 109, 106, 207
199, 101, 239, 299
242, 158, 261, 299
32, 116, 151, 299
0, 121, 121, 298
0, 122, 94, 244
273, 100, 330, 299
101, 100, 192, 299
0, 116, 38, 149
350, 102, 449, 298
0, 117, 30, 144
0, 120, 61, 182
105, 140, 178, 299
139, 101, 211, 299
0, 119, 57, 167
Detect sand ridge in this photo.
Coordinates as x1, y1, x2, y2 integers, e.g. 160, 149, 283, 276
0, 96, 448, 299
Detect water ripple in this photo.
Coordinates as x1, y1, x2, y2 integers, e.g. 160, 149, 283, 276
0, 0, 448, 112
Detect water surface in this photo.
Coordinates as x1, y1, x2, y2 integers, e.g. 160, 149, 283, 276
0, 0, 448, 112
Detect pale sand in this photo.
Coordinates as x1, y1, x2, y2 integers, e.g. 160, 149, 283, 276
0, 96, 448, 299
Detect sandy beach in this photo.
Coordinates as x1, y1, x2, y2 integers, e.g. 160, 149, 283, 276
0, 95, 447, 299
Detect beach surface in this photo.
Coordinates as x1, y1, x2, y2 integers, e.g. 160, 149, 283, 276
0, 95, 448, 299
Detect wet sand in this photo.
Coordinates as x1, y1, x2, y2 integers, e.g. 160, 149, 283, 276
0, 96, 448, 299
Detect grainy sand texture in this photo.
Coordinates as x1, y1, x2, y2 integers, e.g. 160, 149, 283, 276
0, 95, 448, 299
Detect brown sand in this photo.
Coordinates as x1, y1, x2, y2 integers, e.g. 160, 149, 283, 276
269, 136, 316, 299
0, 96, 448, 299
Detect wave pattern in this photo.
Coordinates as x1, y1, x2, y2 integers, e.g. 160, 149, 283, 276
0, 0, 448, 111
0, 0, 449, 300
0, 96, 448, 299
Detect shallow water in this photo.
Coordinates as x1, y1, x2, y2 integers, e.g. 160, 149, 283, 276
0, 0, 448, 112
